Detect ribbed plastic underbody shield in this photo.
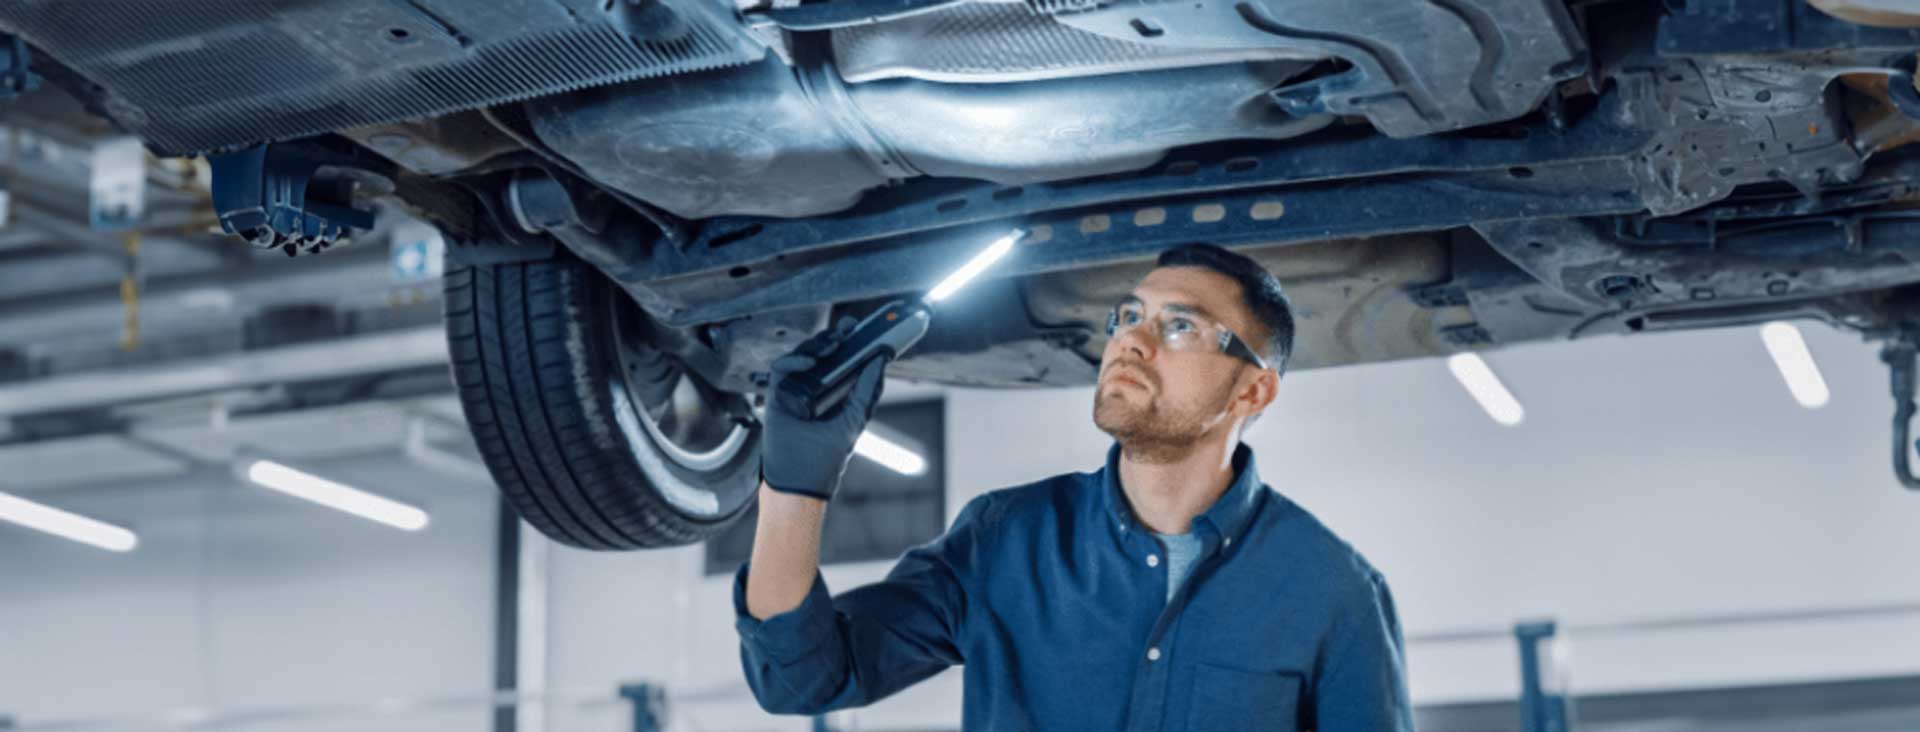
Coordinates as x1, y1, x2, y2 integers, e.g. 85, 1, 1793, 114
0, 0, 765, 155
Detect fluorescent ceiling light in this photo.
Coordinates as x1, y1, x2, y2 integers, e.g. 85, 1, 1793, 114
926, 230, 1022, 303
242, 459, 430, 531
1759, 322, 1830, 409
854, 430, 928, 476
0, 490, 138, 552
1448, 353, 1525, 426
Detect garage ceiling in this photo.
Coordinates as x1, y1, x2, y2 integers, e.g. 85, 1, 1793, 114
3, 396, 472, 495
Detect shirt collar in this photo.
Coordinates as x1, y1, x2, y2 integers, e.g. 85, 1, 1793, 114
1097, 441, 1265, 544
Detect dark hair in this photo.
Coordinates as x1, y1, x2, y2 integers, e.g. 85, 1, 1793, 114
1154, 243, 1295, 376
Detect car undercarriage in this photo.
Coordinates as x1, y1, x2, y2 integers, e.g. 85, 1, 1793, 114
3, 0, 1919, 548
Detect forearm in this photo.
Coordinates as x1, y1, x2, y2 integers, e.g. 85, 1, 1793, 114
745, 480, 828, 620
733, 490, 982, 715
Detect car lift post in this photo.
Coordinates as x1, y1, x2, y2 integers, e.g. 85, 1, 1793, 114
1515, 621, 1573, 732
620, 682, 667, 732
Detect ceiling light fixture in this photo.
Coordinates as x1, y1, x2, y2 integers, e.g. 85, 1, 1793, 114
1760, 322, 1830, 409
853, 429, 928, 476
0, 490, 138, 552
240, 458, 430, 531
1448, 352, 1526, 426
925, 230, 1022, 303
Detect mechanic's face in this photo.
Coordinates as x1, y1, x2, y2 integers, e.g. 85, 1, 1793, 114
1093, 267, 1278, 462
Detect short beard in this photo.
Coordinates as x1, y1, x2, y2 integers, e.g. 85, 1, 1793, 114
1092, 378, 1236, 464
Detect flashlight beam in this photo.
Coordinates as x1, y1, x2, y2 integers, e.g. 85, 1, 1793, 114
925, 230, 1023, 303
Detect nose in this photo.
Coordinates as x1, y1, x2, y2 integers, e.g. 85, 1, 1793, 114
1110, 321, 1158, 363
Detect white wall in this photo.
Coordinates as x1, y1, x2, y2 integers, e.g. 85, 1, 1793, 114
0, 455, 501, 732
546, 321, 1920, 730
542, 514, 934, 732
1241, 320, 1920, 701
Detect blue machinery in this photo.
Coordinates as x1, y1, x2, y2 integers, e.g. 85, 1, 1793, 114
1515, 622, 1574, 732
621, 683, 669, 732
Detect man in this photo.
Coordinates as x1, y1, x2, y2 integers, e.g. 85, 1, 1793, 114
734, 243, 1412, 731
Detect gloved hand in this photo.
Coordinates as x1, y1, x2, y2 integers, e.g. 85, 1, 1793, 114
759, 316, 890, 501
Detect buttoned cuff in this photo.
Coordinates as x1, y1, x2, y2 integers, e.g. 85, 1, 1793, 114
732, 561, 838, 663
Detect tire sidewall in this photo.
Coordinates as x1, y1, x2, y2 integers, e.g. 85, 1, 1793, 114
578, 261, 762, 536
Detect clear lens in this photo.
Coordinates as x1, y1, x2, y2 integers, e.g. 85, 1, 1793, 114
1107, 305, 1224, 354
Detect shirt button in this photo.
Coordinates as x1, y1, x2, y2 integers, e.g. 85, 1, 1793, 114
1146, 554, 1160, 568
1224, 537, 1233, 548
1147, 647, 1162, 662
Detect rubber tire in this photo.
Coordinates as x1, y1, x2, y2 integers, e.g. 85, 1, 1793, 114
444, 255, 761, 550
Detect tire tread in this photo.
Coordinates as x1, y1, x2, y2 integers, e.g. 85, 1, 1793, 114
441, 256, 755, 549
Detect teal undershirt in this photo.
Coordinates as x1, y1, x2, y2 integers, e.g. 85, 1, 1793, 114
1150, 530, 1204, 603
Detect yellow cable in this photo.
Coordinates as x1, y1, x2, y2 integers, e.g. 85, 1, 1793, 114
119, 232, 141, 351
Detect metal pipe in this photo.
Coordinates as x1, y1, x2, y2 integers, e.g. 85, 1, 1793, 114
0, 244, 396, 346
1411, 600, 1920, 646
0, 228, 45, 250
0, 325, 447, 417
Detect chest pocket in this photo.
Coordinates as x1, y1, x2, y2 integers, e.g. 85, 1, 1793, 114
1185, 663, 1304, 732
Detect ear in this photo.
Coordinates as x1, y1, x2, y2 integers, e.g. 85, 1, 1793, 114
1233, 366, 1279, 419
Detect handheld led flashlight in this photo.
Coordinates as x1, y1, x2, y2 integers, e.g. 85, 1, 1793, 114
774, 229, 1024, 419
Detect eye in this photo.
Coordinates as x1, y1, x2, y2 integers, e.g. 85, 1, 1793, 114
1166, 317, 1197, 334
1118, 307, 1143, 326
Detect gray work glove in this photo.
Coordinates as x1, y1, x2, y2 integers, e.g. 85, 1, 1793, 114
759, 316, 890, 501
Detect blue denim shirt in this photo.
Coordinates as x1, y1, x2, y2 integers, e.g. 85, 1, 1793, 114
733, 442, 1412, 731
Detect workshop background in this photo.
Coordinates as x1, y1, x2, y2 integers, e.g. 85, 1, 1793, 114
1, 57, 1919, 732
4, 284, 1919, 731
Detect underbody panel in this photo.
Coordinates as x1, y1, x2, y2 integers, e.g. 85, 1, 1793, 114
1019, 234, 1473, 373
4, 1, 1920, 392
0, 0, 766, 154
8, 0, 1920, 490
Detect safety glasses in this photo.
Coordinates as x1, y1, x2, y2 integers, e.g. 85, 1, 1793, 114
1105, 299, 1270, 371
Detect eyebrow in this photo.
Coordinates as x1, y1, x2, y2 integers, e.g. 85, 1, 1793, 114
1118, 294, 1220, 323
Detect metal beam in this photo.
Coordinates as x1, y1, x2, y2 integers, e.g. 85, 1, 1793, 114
493, 499, 521, 732
0, 325, 448, 418
652, 109, 1650, 281
9, 199, 135, 264
517, 522, 549, 732
0, 228, 46, 251
652, 165, 1644, 326
0, 244, 394, 346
